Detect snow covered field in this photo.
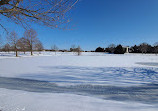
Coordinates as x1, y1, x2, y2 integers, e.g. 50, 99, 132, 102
0, 52, 158, 111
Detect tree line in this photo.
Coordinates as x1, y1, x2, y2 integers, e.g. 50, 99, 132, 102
0, 29, 43, 57
95, 42, 158, 54
48, 44, 82, 56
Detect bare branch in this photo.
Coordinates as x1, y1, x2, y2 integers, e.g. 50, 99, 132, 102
0, 0, 78, 31
0, 23, 9, 33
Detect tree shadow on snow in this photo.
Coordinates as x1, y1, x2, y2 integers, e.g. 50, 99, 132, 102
1, 65, 158, 105
136, 62, 158, 67
0, 76, 158, 104
19, 66, 158, 86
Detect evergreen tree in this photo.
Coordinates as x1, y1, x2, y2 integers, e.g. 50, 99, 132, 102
95, 47, 104, 52
114, 45, 125, 54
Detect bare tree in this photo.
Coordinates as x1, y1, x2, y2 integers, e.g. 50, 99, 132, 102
0, 0, 78, 31
17, 37, 28, 54
3, 43, 10, 53
7, 31, 19, 56
153, 42, 158, 55
24, 29, 38, 55
51, 45, 58, 55
108, 44, 116, 53
70, 44, 76, 52
70, 45, 81, 55
139, 43, 149, 54
76, 45, 81, 56
35, 40, 43, 54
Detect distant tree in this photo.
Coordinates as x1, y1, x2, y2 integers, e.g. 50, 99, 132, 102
70, 45, 82, 55
35, 40, 43, 54
130, 45, 140, 53
70, 44, 76, 52
24, 29, 38, 55
105, 44, 116, 53
7, 31, 19, 57
3, 43, 10, 53
108, 44, 116, 53
153, 42, 158, 55
114, 45, 125, 54
146, 44, 152, 53
76, 46, 81, 56
139, 43, 149, 54
95, 47, 104, 52
17, 37, 28, 54
51, 45, 58, 55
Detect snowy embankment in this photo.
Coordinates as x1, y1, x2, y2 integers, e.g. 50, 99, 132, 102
0, 52, 158, 111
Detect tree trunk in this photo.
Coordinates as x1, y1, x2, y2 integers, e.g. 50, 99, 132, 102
15, 47, 18, 57
31, 50, 33, 55
30, 45, 33, 55
16, 50, 18, 57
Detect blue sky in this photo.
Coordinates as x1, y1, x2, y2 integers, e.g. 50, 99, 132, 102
1, 0, 158, 50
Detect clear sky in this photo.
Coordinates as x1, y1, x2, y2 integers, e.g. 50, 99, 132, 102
1, 0, 158, 50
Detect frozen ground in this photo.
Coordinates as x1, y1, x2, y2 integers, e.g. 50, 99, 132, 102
0, 52, 158, 111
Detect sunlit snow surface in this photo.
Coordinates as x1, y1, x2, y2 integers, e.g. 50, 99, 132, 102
0, 52, 158, 111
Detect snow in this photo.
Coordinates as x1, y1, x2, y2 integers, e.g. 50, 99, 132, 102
0, 52, 158, 111
0, 88, 157, 111
0, 52, 158, 86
